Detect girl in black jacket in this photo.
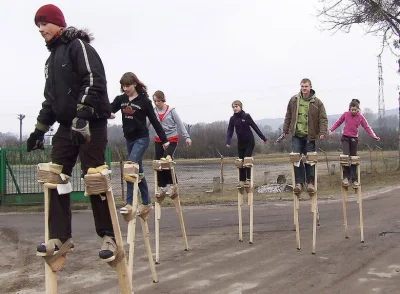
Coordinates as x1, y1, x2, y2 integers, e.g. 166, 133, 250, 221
226, 100, 267, 187
110, 72, 169, 216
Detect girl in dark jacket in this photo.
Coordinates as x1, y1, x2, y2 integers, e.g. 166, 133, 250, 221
226, 100, 267, 187
110, 72, 169, 216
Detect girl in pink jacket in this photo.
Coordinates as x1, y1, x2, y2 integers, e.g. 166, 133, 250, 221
329, 99, 380, 188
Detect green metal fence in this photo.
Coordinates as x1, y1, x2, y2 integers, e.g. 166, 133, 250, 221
0, 147, 112, 205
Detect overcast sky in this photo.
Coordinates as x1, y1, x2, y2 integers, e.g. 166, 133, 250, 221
1, 0, 399, 135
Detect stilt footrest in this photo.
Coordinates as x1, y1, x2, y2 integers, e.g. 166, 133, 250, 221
243, 157, 254, 167
84, 165, 111, 195
153, 160, 175, 170
36, 162, 69, 184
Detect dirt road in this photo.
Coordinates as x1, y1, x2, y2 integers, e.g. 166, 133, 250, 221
1, 186, 400, 294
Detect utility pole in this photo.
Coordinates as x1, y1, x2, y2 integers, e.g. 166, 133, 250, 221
17, 114, 25, 163
17, 114, 26, 147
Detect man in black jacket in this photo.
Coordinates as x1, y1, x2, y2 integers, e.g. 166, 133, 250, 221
28, 4, 117, 262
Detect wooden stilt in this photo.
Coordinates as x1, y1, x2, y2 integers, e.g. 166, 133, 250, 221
140, 217, 158, 283
311, 156, 318, 255
237, 159, 244, 242
248, 164, 254, 245
43, 183, 58, 294
339, 162, 349, 239
154, 169, 161, 264
311, 194, 317, 255
170, 167, 189, 251
289, 153, 301, 250
356, 162, 364, 243
105, 188, 133, 294
152, 159, 189, 265
127, 179, 139, 286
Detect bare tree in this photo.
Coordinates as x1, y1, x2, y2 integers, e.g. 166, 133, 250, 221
316, 0, 400, 55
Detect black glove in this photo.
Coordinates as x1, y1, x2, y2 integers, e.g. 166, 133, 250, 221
27, 128, 45, 152
71, 117, 91, 146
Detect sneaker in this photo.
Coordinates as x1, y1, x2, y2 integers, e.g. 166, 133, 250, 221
342, 178, 349, 187
37, 239, 74, 256
243, 179, 251, 188
168, 184, 178, 198
155, 187, 170, 198
352, 181, 360, 189
293, 183, 302, 194
137, 204, 153, 216
119, 204, 133, 215
99, 236, 116, 262
307, 183, 316, 194
237, 181, 244, 189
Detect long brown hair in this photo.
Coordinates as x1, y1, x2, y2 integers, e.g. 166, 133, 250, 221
120, 72, 148, 97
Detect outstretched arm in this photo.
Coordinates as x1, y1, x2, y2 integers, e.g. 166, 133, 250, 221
283, 98, 292, 134
171, 109, 191, 143
330, 113, 345, 132
318, 102, 328, 137
360, 115, 378, 139
226, 117, 234, 146
247, 113, 267, 142
110, 96, 121, 114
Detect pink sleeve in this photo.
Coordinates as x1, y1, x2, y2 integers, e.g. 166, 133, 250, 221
360, 115, 376, 138
330, 113, 345, 132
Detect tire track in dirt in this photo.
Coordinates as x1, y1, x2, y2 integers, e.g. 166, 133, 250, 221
0, 227, 40, 293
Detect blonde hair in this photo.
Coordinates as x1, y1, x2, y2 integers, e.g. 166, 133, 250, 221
300, 78, 312, 87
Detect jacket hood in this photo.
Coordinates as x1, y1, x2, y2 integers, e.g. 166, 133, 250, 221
46, 27, 93, 50
296, 89, 316, 101
154, 105, 175, 116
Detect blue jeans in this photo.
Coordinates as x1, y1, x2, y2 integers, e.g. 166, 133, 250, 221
292, 136, 316, 185
126, 137, 150, 205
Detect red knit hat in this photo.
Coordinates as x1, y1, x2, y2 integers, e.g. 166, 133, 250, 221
34, 4, 66, 27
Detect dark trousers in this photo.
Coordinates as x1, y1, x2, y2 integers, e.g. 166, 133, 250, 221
292, 136, 316, 185
155, 141, 178, 187
238, 139, 254, 181
341, 135, 358, 182
48, 122, 114, 242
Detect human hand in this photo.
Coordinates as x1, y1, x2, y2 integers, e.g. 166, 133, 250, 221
109, 113, 116, 119
27, 128, 45, 152
162, 141, 170, 149
374, 136, 380, 141
328, 130, 333, 138
226, 144, 230, 148
186, 139, 192, 146
319, 134, 326, 140
276, 133, 286, 143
